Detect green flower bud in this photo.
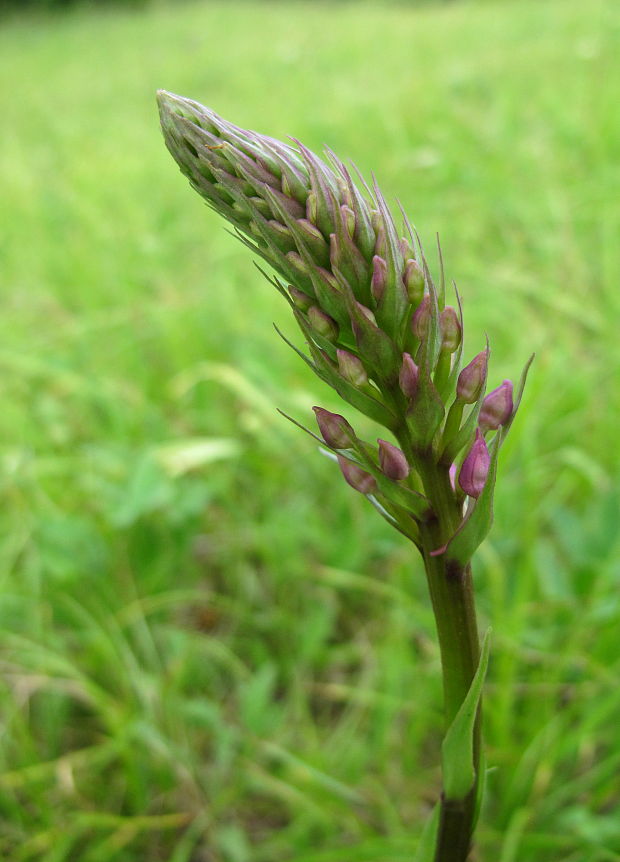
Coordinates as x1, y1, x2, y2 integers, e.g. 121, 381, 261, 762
404, 259, 425, 305
308, 306, 339, 342
440, 306, 462, 353
337, 349, 368, 387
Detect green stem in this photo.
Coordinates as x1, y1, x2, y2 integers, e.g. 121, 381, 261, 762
402, 446, 482, 861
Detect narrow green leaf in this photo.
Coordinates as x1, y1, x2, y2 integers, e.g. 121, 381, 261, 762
412, 803, 440, 862
473, 748, 488, 830
441, 629, 491, 801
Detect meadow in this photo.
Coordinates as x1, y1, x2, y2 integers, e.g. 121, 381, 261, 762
1, 0, 619, 859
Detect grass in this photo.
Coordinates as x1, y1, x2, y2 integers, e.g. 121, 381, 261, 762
0, 0, 619, 859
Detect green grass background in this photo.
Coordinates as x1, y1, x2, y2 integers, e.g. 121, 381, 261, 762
1, 0, 619, 859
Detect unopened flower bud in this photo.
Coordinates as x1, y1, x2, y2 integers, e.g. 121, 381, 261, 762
286, 250, 309, 274
399, 236, 414, 259
440, 306, 462, 353
378, 439, 410, 480
404, 259, 425, 304
313, 407, 354, 449
308, 306, 339, 341
411, 294, 431, 338
371, 255, 388, 304
337, 349, 368, 387
356, 302, 377, 326
341, 205, 356, 238
458, 430, 490, 498
457, 351, 488, 404
479, 380, 514, 431
337, 456, 377, 495
399, 352, 419, 399
306, 191, 318, 225
374, 224, 387, 258
289, 286, 314, 312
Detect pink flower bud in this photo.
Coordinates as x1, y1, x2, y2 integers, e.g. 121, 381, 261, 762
399, 352, 419, 399
371, 255, 388, 304
313, 407, 354, 449
404, 259, 425, 304
337, 456, 377, 495
458, 430, 490, 498
378, 439, 410, 480
411, 294, 431, 339
337, 349, 368, 387
308, 306, 339, 341
440, 306, 462, 353
457, 351, 488, 404
479, 380, 514, 431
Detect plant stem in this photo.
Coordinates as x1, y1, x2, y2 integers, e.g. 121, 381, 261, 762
408, 450, 482, 861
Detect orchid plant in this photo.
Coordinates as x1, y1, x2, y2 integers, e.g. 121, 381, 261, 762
157, 90, 532, 861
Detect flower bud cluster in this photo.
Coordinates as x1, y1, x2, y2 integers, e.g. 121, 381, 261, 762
159, 91, 527, 537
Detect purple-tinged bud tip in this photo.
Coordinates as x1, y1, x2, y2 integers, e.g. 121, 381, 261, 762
399, 352, 419, 399
404, 259, 425, 304
313, 407, 354, 449
457, 350, 488, 404
371, 255, 388, 304
337, 456, 377, 495
458, 430, 490, 498
440, 306, 462, 353
308, 306, 339, 341
337, 349, 368, 387
411, 294, 431, 339
479, 380, 514, 432
378, 439, 410, 480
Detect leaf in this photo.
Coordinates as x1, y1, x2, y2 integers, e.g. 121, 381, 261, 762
413, 803, 440, 862
502, 352, 535, 438
441, 629, 491, 801
473, 748, 488, 830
